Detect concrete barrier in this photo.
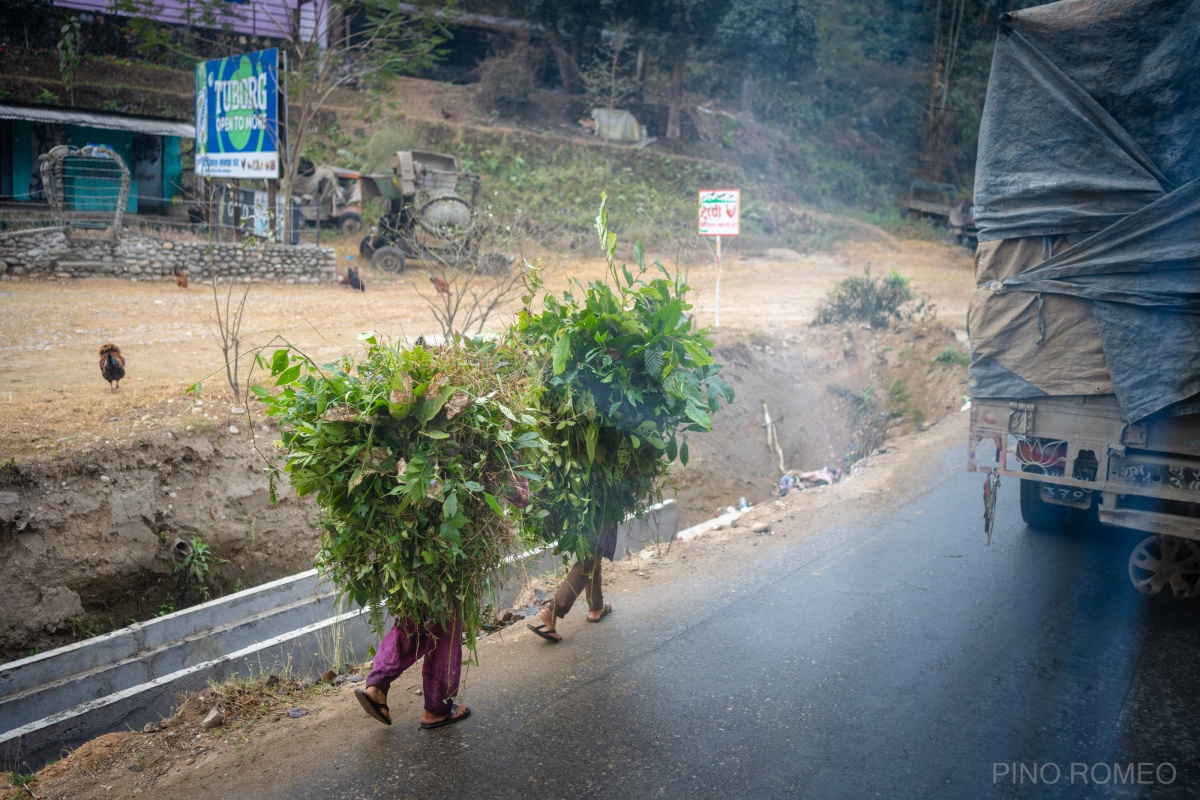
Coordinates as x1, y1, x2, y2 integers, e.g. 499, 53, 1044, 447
1, 571, 328, 702
2, 608, 374, 773
0, 500, 679, 771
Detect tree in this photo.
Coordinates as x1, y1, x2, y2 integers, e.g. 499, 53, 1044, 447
269, 0, 454, 242
713, 0, 818, 118
517, 0, 603, 94
1, 0, 55, 49
631, 0, 729, 140
56, 16, 82, 105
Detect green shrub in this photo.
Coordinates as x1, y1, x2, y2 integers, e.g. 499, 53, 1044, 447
932, 347, 970, 367
815, 266, 928, 328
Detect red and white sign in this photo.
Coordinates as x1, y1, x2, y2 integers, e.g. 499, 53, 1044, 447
698, 189, 740, 236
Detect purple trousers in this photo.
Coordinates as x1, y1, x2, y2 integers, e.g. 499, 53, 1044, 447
365, 616, 462, 716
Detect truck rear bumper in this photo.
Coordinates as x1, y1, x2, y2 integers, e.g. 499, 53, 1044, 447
968, 396, 1200, 540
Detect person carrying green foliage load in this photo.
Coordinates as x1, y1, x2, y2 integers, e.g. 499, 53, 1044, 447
256, 333, 545, 728
513, 195, 735, 644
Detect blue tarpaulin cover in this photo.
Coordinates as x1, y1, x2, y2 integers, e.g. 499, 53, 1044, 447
969, 0, 1200, 421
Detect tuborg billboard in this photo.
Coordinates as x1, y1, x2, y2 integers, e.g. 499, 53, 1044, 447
194, 48, 280, 179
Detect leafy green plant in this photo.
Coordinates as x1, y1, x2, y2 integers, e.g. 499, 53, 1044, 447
175, 535, 225, 602
887, 378, 910, 417
815, 266, 932, 328
69, 613, 104, 639
34, 88, 61, 105
8, 771, 35, 784
511, 195, 735, 558
932, 347, 969, 367
256, 334, 544, 653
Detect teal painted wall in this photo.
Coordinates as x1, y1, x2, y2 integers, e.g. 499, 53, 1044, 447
11, 121, 34, 201
5, 121, 184, 214
164, 136, 183, 205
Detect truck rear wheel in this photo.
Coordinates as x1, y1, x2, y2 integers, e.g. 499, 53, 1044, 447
1128, 535, 1200, 599
1019, 478, 1080, 532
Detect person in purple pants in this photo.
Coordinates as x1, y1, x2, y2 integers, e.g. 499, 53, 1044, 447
354, 612, 470, 729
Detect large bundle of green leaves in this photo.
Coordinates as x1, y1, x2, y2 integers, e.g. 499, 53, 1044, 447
512, 196, 735, 557
255, 334, 544, 649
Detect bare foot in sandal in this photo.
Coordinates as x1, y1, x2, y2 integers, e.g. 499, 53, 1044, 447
533, 606, 562, 641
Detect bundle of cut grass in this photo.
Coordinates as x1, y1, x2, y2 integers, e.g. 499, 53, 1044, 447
256, 333, 545, 650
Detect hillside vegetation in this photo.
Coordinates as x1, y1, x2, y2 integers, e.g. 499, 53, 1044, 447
0, 0, 1044, 238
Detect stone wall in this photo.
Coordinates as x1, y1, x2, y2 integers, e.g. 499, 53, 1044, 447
0, 228, 336, 284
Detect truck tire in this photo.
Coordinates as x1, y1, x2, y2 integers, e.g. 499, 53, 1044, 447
372, 246, 406, 273
337, 212, 363, 236
1019, 478, 1079, 532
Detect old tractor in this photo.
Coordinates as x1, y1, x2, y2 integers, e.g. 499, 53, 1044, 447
357, 150, 498, 274
292, 162, 364, 235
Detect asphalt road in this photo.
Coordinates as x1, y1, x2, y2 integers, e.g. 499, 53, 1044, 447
266, 444, 1200, 800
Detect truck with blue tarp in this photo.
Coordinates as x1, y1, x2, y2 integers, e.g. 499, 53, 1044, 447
966, 0, 1200, 598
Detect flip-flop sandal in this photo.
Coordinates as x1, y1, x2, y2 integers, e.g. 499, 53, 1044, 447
420, 705, 471, 730
586, 603, 613, 623
526, 622, 562, 643
354, 688, 392, 726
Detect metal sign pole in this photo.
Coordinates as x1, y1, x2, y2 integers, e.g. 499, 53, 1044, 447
715, 234, 722, 328
698, 188, 738, 330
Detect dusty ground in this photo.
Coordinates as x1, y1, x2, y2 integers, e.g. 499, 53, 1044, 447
0, 232, 974, 660
0, 235, 972, 456
0, 412, 970, 800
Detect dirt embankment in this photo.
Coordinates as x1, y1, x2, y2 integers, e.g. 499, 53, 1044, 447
0, 424, 321, 662
675, 322, 967, 528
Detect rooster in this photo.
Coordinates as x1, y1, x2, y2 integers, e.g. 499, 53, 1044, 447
440, 107, 456, 121
337, 267, 365, 291
99, 344, 125, 392
429, 273, 450, 295
173, 268, 188, 289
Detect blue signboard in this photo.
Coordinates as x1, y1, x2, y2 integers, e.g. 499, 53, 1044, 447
194, 48, 280, 179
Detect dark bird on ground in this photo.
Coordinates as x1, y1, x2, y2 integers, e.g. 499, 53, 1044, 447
338, 267, 365, 291
173, 268, 188, 289
99, 344, 125, 391
440, 108, 455, 121
429, 273, 450, 295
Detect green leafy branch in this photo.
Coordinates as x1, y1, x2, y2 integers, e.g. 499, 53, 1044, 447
512, 193, 734, 557
254, 332, 545, 652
